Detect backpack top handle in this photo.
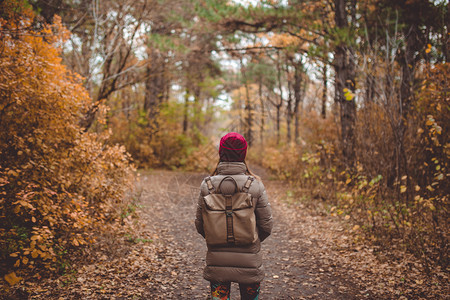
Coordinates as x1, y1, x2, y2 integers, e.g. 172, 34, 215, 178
218, 176, 239, 196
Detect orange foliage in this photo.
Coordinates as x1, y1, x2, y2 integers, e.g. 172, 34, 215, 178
0, 0, 135, 277
268, 32, 308, 50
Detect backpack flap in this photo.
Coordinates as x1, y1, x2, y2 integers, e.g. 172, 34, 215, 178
203, 194, 226, 211
204, 192, 252, 211
232, 193, 253, 210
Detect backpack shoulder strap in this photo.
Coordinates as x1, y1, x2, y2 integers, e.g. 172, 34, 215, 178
242, 176, 255, 193
204, 176, 216, 194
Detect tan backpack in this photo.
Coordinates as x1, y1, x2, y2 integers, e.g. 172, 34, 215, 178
202, 175, 257, 246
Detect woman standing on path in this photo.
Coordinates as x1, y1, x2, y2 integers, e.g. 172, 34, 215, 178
195, 132, 273, 300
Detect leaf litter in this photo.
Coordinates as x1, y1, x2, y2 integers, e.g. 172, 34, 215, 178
3, 169, 448, 299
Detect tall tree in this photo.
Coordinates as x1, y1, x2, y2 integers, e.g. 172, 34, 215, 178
333, 0, 357, 168
321, 62, 328, 119
292, 57, 305, 144
240, 59, 254, 145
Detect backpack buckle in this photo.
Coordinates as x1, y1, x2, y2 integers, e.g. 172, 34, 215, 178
205, 176, 216, 193
242, 176, 254, 193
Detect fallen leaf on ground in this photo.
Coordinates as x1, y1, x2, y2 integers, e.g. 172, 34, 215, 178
5, 272, 22, 286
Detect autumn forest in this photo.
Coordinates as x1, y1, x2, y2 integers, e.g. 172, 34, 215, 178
0, 0, 448, 298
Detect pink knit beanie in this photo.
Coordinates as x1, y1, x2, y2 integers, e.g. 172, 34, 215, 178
219, 132, 247, 162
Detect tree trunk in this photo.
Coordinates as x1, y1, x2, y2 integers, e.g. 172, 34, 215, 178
244, 80, 253, 146
145, 49, 167, 133
321, 63, 327, 119
258, 79, 265, 145
237, 87, 244, 134
293, 62, 303, 144
285, 60, 293, 143
163, 59, 170, 103
144, 73, 159, 129
286, 79, 293, 143
397, 24, 418, 200
276, 104, 281, 145
334, 0, 356, 168
294, 107, 299, 144
241, 61, 253, 146
400, 25, 417, 118
276, 52, 283, 145
183, 87, 189, 133
80, 54, 116, 131
365, 73, 375, 103
193, 85, 201, 132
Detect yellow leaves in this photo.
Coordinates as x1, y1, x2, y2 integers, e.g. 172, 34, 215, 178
403, 220, 412, 227
72, 238, 80, 246
425, 43, 432, 54
4, 272, 22, 286
425, 116, 435, 126
400, 185, 407, 193
343, 88, 355, 101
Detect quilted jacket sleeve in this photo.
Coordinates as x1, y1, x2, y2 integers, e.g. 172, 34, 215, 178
255, 181, 273, 242
195, 181, 205, 238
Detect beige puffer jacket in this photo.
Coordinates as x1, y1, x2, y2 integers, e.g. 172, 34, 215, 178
195, 162, 273, 284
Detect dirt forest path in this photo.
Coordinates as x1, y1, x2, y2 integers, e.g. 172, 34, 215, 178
135, 167, 373, 299
25, 167, 403, 299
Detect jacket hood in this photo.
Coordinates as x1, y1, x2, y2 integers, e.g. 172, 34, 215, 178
217, 162, 246, 175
